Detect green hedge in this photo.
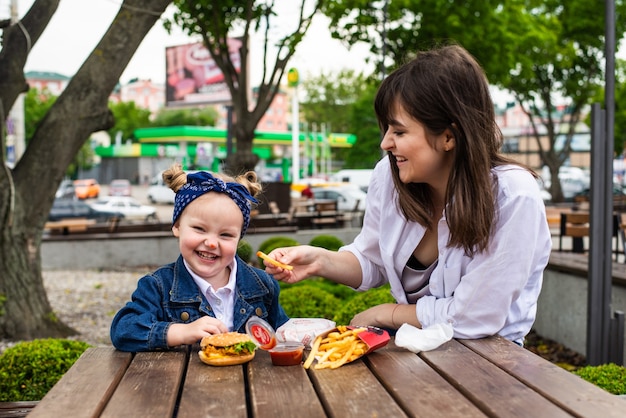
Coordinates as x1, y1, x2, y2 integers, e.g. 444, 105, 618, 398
256, 236, 299, 267
308, 234, 345, 251
237, 239, 253, 263
574, 363, 626, 395
332, 286, 395, 325
279, 286, 340, 320
0, 339, 90, 401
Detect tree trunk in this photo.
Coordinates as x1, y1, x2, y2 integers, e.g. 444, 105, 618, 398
0, 0, 172, 341
224, 122, 260, 175
0, 224, 76, 339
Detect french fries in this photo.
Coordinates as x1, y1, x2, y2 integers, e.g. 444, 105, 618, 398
303, 326, 369, 369
256, 251, 294, 270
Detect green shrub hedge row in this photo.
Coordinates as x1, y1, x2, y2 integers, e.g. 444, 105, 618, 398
0, 339, 90, 402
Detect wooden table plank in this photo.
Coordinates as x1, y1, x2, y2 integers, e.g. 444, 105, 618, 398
248, 350, 327, 418
177, 347, 248, 418
365, 342, 487, 417
460, 336, 626, 418
308, 357, 408, 417
100, 350, 187, 418
419, 340, 573, 417
28, 347, 132, 418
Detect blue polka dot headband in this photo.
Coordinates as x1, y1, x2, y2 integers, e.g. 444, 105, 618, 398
172, 171, 258, 237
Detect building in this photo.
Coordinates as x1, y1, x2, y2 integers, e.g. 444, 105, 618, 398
25, 71, 70, 96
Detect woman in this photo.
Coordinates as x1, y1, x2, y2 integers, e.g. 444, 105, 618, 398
265, 44, 551, 345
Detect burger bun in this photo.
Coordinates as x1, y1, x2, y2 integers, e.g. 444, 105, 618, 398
201, 332, 252, 348
198, 350, 255, 366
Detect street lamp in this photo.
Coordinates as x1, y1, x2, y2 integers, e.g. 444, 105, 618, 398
288, 68, 300, 183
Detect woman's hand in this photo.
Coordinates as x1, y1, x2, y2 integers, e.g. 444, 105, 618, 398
350, 303, 397, 329
264, 245, 323, 284
265, 245, 363, 289
167, 316, 228, 347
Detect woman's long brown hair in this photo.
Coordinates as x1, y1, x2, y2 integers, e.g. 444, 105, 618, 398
374, 44, 531, 256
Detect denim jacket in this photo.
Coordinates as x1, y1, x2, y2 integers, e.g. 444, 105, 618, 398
110, 255, 289, 352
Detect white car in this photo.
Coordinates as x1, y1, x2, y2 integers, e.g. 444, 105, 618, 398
311, 184, 367, 211
147, 170, 200, 204
90, 197, 158, 221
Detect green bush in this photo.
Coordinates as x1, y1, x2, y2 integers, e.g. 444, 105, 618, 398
0, 339, 90, 401
309, 235, 345, 251
333, 286, 396, 325
574, 363, 626, 395
257, 236, 299, 267
281, 277, 358, 301
280, 286, 341, 320
237, 239, 253, 263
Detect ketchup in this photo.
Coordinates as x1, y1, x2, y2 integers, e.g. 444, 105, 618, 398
269, 343, 304, 366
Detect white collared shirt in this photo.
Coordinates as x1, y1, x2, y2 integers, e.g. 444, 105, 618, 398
185, 259, 238, 331
341, 156, 552, 343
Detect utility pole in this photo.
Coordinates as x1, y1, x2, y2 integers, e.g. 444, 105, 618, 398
288, 68, 300, 183
587, 0, 624, 366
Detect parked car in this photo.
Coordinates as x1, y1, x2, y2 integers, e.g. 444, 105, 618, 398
90, 196, 158, 221
55, 179, 75, 199
73, 179, 101, 199
311, 184, 367, 211
147, 170, 199, 204
108, 179, 132, 196
147, 172, 175, 204
48, 199, 124, 222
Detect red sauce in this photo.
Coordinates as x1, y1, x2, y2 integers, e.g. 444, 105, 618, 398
269, 343, 304, 366
260, 336, 277, 350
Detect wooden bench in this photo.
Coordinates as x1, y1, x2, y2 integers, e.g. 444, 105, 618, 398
44, 219, 96, 235
310, 201, 341, 228
0, 401, 39, 418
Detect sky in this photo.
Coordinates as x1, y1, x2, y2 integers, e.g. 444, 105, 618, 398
8, 0, 375, 87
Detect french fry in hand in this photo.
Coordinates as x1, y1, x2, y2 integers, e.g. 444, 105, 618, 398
256, 251, 293, 270
303, 326, 369, 369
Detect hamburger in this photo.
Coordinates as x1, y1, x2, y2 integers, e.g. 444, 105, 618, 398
198, 332, 257, 366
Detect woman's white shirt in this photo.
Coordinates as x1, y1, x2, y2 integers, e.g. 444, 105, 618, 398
340, 156, 552, 343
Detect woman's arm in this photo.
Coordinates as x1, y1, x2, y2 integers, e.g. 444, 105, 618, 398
350, 303, 422, 329
266, 245, 363, 288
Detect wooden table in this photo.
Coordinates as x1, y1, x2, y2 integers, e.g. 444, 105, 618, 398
28, 336, 624, 418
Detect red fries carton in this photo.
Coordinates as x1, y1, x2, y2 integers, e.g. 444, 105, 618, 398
348, 326, 390, 354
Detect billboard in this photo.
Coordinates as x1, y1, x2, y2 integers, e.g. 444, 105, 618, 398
165, 39, 242, 107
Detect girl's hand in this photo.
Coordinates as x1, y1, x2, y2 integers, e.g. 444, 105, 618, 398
167, 316, 228, 347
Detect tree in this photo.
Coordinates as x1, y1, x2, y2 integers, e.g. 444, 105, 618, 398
498, 0, 626, 202
300, 69, 381, 168
0, 0, 173, 341
108, 101, 152, 143
151, 106, 218, 128
321, 0, 626, 202
613, 59, 626, 156
343, 79, 382, 168
25, 88, 95, 178
167, 0, 323, 175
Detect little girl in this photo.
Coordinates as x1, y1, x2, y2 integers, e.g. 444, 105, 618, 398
110, 165, 289, 352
